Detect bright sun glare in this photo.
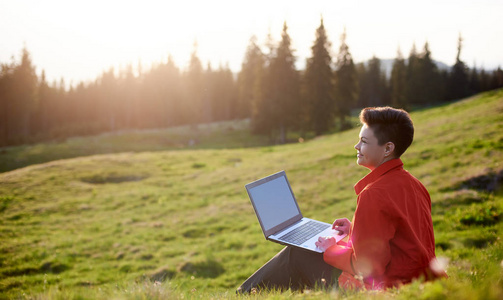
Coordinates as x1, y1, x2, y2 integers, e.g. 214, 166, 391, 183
0, 0, 501, 85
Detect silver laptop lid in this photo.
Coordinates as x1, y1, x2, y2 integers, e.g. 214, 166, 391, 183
245, 171, 303, 238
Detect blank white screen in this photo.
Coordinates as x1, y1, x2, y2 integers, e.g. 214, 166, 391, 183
249, 176, 300, 231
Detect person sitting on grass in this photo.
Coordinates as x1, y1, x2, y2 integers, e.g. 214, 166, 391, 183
237, 106, 447, 293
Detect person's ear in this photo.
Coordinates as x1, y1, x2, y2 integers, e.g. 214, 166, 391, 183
384, 142, 395, 158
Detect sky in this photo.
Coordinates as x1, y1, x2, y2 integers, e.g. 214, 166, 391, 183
1, 0, 502, 86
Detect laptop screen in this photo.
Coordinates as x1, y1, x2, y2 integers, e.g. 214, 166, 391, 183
247, 173, 301, 234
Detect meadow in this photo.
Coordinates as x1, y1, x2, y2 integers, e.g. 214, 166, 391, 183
0, 89, 502, 299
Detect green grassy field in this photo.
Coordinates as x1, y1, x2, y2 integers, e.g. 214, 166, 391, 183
1, 90, 502, 299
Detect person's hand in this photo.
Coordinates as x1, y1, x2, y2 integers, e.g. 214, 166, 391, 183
332, 218, 351, 235
315, 236, 336, 251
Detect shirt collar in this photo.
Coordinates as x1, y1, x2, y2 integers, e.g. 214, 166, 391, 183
354, 158, 404, 195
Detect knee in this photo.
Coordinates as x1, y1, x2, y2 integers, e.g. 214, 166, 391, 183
289, 246, 323, 263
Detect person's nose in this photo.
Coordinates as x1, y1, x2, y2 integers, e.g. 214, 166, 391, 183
355, 141, 360, 151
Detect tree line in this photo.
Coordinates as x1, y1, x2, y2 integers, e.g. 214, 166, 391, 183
1, 18, 502, 147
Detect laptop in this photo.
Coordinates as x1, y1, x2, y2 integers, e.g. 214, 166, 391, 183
245, 170, 346, 253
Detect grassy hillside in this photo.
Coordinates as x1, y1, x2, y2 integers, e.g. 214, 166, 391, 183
0, 120, 273, 174
1, 90, 502, 299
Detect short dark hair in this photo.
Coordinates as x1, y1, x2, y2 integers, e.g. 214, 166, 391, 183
359, 106, 414, 157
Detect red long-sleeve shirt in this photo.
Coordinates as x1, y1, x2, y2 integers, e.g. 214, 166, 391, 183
324, 158, 443, 289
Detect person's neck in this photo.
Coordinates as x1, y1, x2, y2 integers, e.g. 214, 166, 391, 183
369, 156, 397, 171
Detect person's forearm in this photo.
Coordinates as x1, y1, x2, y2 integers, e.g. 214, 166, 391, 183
323, 245, 355, 275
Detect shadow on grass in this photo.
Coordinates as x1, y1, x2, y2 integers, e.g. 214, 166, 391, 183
2, 261, 70, 277
178, 258, 225, 278
80, 174, 149, 184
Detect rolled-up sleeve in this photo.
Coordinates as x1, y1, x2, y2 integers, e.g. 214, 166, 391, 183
323, 243, 355, 275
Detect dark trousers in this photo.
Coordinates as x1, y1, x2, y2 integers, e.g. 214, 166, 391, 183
237, 246, 341, 293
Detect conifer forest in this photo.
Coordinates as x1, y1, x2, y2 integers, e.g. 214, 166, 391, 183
1, 19, 502, 147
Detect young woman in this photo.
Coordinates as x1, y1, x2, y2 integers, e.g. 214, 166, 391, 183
237, 107, 445, 293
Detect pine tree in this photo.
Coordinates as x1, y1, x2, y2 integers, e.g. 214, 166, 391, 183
99, 67, 118, 131
417, 42, 442, 104
448, 34, 469, 100
360, 56, 387, 107
119, 64, 139, 128
390, 48, 408, 109
468, 66, 481, 95
259, 22, 300, 143
163, 56, 183, 126
141, 62, 166, 128
36, 70, 51, 135
206, 63, 235, 122
237, 36, 265, 120
11, 48, 38, 142
185, 43, 204, 126
478, 68, 490, 92
334, 27, 358, 130
356, 62, 367, 107
406, 43, 421, 104
0, 60, 15, 146
252, 32, 276, 135
304, 17, 334, 135
489, 67, 503, 90
201, 62, 214, 123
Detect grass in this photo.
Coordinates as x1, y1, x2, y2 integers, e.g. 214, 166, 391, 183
0, 89, 502, 299
0, 119, 272, 174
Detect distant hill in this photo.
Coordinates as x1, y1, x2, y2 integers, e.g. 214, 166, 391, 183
295, 58, 450, 77
362, 58, 451, 78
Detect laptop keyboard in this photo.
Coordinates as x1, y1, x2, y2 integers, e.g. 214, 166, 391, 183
278, 221, 330, 245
